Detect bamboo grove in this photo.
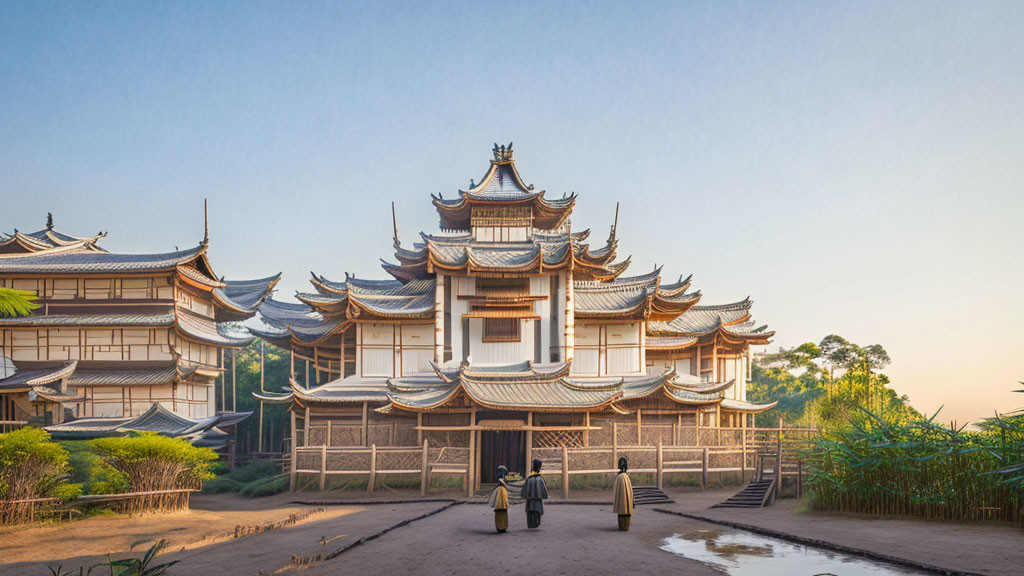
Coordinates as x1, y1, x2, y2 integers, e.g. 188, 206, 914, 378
805, 405, 1024, 526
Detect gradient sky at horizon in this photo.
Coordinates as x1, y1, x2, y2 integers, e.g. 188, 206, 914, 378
1, 1, 1021, 424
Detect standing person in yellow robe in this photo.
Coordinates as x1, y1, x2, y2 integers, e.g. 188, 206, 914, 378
613, 456, 633, 531
487, 465, 510, 533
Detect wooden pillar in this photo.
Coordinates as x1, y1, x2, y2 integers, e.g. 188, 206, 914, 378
290, 349, 294, 376
525, 412, 533, 470
219, 349, 225, 412
775, 417, 783, 500
340, 327, 347, 379
231, 349, 237, 412
305, 359, 310, 389
741, 415, 748, 481
636, 408, 642, 445
361, 401, 368, 446
701, 447, 709, 491
434, 275, 445, 362
420, 438, 429, 496
561, 444, 569, 499
467, 417, 476, 498
368, 444, 377, 492
258, 342, 265, 453
319, 444, 327, 491
583, 411, 590, 447
289, 410, 297, 491
326, 420, 333, 447
711, 337, 718, 382
656, 438, 664, 490
304, 405, 310, 447
611, 422, 618, 469
417, 412, 423, 446
695, 409, 701, 447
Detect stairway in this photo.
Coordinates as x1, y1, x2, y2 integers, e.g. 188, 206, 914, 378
632, 485, 673, 505
711, 478, 776, 508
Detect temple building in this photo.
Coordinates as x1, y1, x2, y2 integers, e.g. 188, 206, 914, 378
255, 144, 776, 482
0, 213, 277, 445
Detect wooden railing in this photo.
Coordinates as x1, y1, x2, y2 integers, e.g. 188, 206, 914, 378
0, 420, 28, 433
288, 426, 816, 498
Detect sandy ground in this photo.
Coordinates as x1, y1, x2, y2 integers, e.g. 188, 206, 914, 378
2, 488, 1023, 575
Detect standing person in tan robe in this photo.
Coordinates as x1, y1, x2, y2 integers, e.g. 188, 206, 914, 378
613, 456, 633, 531
488, 465, 510, 533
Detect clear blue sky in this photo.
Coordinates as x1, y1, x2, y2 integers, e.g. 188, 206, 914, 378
2, 1, 1022, 424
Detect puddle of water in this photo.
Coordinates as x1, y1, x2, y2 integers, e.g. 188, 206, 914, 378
661, 529, 927, 575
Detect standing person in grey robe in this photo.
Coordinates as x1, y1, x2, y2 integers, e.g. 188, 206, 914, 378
521, 458, 549, 528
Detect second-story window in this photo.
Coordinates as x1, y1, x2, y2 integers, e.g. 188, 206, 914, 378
483, 318, 520, 342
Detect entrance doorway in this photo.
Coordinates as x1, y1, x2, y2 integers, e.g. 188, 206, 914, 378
480, 430, 525, 483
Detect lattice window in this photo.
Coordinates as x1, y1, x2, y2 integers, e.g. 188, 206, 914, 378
483, 318, 521, 342
535, 430, 583, 448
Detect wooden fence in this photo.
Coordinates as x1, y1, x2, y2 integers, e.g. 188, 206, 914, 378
0, 420, 27, 433
0, 488, 197, 526
288, 426, 816, 497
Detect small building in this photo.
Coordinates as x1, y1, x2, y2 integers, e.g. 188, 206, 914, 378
255, 145, 777, 484
0, 214, 277, 446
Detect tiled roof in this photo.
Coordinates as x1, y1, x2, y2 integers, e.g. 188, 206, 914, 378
0, 244, 205, 273
67, 364, 180, 387
0, 311, 175, 327
0, 360, 77, 390
175, 310, 254, 347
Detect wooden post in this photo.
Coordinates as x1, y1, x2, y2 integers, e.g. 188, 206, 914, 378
467, 424, 476, 498
305, 359, 310, 389
561, 444, 569, 499
219, 349, 225, 412
368, 444, 377, 492
701, 447, 709, 491
525, 412, 533, 470
583, 411, 590, 447
289, 410, 297, 491
326, 420, 333, 447
797, 460, 803, 498
656, 438, 664, 490
417, 412, 423, 446
420, 439, 429, 496
304, 405, 310, 447
775, 418, 783, 500
231, 349, 237, 412
695, 410, 701, 447
636, 408, 642, 445
258, 341, 265, 453
612, 422, 618, 469
361, 401, 368, 446
319, 444, 327, 491
741, 421, 747, 482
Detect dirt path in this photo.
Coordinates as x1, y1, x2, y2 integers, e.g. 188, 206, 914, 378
300, 503, 726, 576
3, 489, 1022, 575
0, 493, 336, 575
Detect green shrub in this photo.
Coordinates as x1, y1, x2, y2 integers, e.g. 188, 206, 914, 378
92, 433, 217, 492
202, 477, 246, 494
239, 475, 288, 498
62, 441, 128, 495
0, 427, 70, 500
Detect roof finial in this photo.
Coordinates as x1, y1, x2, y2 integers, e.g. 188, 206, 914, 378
46, 212, 54, 231
202, 199, 209, 245
610, 201, 620, 240
391, 201, 399, 245
492, 141, 514, 162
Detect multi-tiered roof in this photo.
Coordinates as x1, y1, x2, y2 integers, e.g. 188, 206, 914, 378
254, 144, 776, 414
0, 215, 278, 442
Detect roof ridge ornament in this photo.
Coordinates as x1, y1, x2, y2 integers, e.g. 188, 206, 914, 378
46, 213, 54, 231
492, 141, 513, 162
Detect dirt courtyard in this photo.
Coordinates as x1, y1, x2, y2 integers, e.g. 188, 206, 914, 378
1, 489, 1022, 575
